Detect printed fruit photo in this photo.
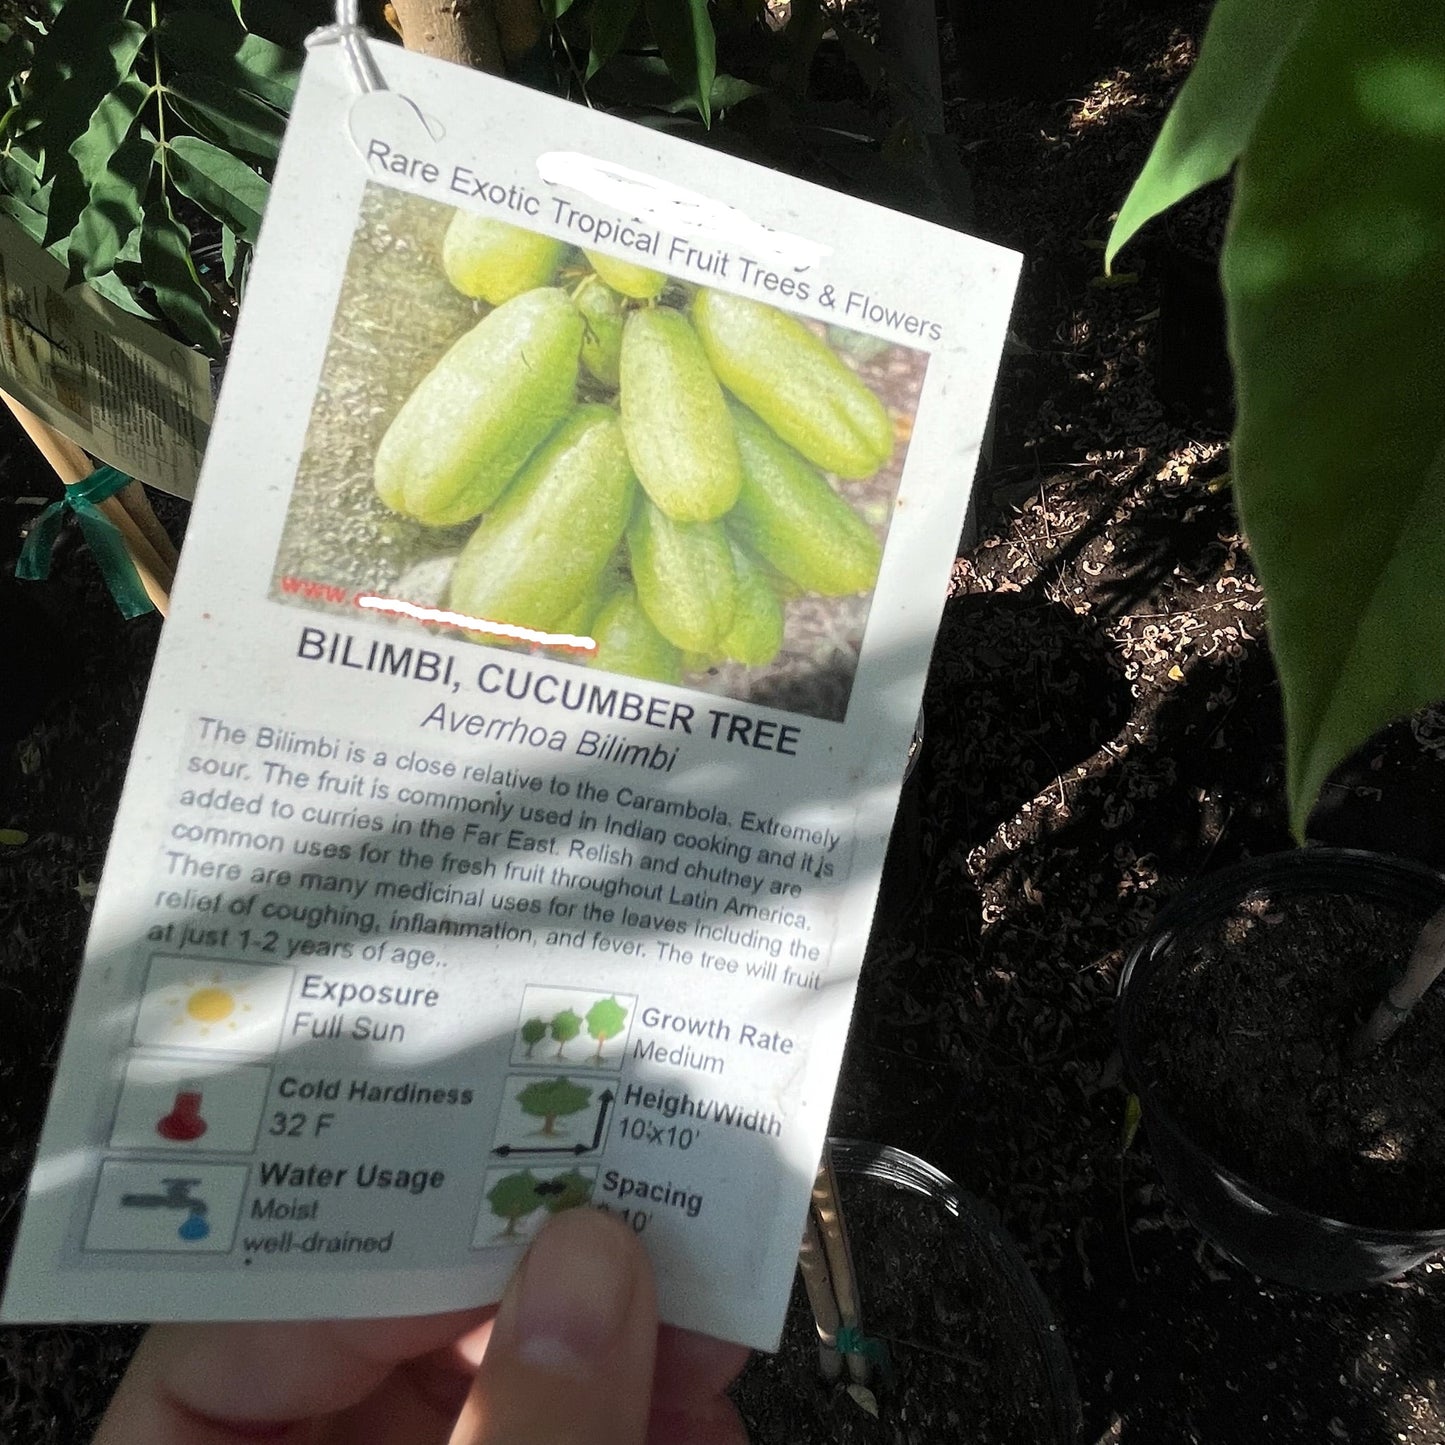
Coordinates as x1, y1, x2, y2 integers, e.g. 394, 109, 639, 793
272, 187, 929, 722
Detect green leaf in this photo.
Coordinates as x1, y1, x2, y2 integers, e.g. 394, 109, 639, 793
644, 0, 715, 125
1221, 0, 1445, 837
140, 186, 221, 356
0, 190, 46, 243
62, 74, 150, 280
166, 133, 268, 241
236, 0, 334, 49
1105, 0, 1318, 272
165, 70, 287, 162
234, 31, 301, 107
587, 0, 640, 79
701, 73, 762, 113
1121, 1093, 1142, 1152
158, 11, 300, 111
68, 126, 152, 280
12, 10, 145, 155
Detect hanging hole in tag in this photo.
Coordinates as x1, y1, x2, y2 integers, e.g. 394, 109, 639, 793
347, 90, 447, 173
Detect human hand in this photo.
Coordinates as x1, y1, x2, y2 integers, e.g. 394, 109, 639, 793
95, 1208, 749, 1444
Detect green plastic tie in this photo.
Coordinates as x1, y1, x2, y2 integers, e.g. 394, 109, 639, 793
834, 1325, 892, 1377
16, 465, 155, 618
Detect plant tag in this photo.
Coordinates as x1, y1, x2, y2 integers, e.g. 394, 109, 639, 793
0, 217, 214, 497
0, 42, 1020, 1352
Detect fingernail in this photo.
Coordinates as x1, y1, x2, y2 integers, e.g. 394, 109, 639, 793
507, 1211, 636, 1378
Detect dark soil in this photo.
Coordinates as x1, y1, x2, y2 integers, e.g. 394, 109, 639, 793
733, 1157, 1078, 1445
4, 1, 1445, 1442
1137, 891, 1445, 1230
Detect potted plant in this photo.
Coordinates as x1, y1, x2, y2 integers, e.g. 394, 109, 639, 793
1106, 0, 1445, 1286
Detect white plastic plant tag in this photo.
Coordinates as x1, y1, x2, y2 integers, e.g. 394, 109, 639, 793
0, 42, 1019, 1351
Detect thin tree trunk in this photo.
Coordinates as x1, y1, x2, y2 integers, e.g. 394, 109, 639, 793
391, 0, 504, 73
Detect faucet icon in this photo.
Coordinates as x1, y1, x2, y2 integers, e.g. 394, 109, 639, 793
119, 1177, 213, 1241
120, 1178, 209, 1215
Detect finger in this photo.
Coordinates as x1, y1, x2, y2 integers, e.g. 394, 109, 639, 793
449, 1209, 657, 1445
95, 1307, 496, 1445
647, 1327, 751, 1445
652, 1326, 750, 1405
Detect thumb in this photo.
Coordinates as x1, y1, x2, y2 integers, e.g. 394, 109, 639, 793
450, 1208, 658, 1445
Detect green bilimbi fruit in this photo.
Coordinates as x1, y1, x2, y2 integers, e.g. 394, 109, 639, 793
727, 404, 883, 595
442, 212, 566, 305
719, 542, 785, 666
554, 563, 621, 637
583, 249, 666, 300
375, 288, 583, 527
589, 587, 683, 685
628, 501, 737, 653
448, 406, 635, 630
692, 288, 894, 479
575, 277, 625, 387
619, 307, 741, 522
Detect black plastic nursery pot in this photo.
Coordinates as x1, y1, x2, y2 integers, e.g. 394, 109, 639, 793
1118, 848, 1445, 1292
731, 1140, 1080, 1444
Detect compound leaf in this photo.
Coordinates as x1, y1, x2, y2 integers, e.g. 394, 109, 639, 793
13, 11, 145, 155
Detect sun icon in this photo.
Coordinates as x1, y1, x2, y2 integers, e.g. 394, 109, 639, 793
164, 973, 254, 1036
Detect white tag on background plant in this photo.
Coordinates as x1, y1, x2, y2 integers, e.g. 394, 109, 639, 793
0, 216, 214, 497
0, 43, 1019, 1351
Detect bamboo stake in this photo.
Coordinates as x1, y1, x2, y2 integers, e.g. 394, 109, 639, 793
797, 1209, 844, 1381
811, 1147, 871, 1386
2, 391, 173, 613
118, 479, 179, 572
1351, 902, 1445, 1059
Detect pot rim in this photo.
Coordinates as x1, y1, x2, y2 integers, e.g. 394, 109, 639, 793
826, 1138, 1081, 1439
1117, 846, 1445, 1243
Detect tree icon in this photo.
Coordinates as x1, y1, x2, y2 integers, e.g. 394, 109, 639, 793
536, 1169, 595, 1214
519, 1017, 547, 1058
517, 1076, 593, 1136
487, 1170, 544, 1238
585, 996, 629, 1064
549, 1008, 582, 1059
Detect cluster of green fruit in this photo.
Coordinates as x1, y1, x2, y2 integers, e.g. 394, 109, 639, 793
374, 212, 895, 683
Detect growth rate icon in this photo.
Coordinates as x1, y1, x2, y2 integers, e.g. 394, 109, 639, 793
511, 986, 636, 1071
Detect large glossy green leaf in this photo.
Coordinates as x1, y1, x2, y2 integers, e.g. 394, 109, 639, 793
165, 70, 287, 161
587, 0, 640, 79
644, 0, 714, 125
1223, 0, 1445, 836
166, 133, 267, 241
140, 187, 221, 356
1105, 0, 1315, 272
